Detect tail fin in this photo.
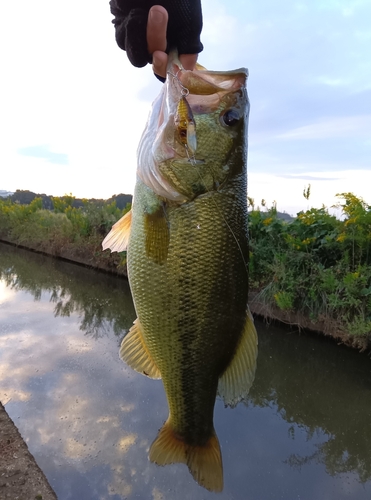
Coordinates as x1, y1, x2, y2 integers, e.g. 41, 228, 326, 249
149, 418, 223, 492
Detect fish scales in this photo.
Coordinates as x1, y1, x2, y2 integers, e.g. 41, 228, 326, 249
129, 180, 248, 438
102, 53, 258, 492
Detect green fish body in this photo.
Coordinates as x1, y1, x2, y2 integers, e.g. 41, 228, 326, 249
103, 55, 258, 492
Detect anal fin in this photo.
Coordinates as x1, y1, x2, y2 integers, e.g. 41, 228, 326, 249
102, 209, 132, 252
217, 307, 258, 407
120, 318, 161, 379
149, 418, 223, 493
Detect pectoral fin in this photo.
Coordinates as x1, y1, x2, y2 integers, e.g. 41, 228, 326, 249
217, 307, 258, 407
120, 318, 161, 379
102, 210, 132, 252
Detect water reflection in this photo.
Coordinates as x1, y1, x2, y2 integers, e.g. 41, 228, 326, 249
249, 325, 371, 483
0, 242, 136, 338
0, 242, 370, 499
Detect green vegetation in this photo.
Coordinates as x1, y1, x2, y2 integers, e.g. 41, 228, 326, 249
248, 192, 371, 347
0, 192, 131, 274
1, 189, 370, 347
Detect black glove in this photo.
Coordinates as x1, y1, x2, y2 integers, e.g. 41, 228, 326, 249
109, 0, 203, 68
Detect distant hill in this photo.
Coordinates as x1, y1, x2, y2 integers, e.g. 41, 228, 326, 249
248, 209, 295, 222
8, 190, 52, 208
276, 211, 295, 222
103, 193, 133, 210
3, 190, 132, 210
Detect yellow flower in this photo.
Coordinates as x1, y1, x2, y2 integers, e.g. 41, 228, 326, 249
344, 216, 359, 226
302, 238, 313, 245
263, 217, 273, 226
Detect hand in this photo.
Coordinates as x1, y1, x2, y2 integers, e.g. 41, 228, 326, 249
147, 5, 198, 79
109, 0, 203, 79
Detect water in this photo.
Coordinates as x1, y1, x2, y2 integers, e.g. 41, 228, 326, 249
0, 241, 370, 500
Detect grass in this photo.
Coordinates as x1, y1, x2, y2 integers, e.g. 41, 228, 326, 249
248, 192, 371, 345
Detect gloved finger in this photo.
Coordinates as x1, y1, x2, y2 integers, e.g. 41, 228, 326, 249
124, 8, 150, 67
153, 51, 198, 81
166, 0, 203, 56
147, 6, 168, 54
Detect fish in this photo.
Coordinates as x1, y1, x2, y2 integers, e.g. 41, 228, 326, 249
102, 53, 258, 492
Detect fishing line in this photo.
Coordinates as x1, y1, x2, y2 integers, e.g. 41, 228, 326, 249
185, 144, 249, 278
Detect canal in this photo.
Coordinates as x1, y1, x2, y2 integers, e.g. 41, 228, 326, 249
0, 242, 370, 499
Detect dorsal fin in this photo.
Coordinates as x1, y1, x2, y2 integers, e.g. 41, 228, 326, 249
217, 307, 258, 407
102, 210, 132, 252
195, 62, 207, 71
120, 318, 161, 379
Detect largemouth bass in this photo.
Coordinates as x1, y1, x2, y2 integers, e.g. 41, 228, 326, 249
103, 53, 258, 492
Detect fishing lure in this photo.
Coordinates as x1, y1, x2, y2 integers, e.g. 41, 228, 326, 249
175, 95, 197, 156
169, 66, 197, 159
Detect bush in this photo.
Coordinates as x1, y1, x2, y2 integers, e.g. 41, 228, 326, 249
249, 194, 371, 342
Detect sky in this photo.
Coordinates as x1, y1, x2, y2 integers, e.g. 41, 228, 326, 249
1, 0, 370, 215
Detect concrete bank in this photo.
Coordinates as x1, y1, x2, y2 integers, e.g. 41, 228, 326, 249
249, 291, 369, 351
0, 401, 57, 500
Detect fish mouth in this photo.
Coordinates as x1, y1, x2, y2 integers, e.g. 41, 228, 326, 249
165, 51, 248, 116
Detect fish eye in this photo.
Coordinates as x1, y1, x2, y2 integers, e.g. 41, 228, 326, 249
221, 109, 240, 127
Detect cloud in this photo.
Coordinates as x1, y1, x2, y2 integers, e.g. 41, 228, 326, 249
17, 145, 69, 165
276, 115, 371, 141
248, 169, 371, 216
316, 76, 351, 87
279, 174, 339, 181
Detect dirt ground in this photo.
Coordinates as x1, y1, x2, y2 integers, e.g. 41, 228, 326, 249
0, 401, 57, 500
